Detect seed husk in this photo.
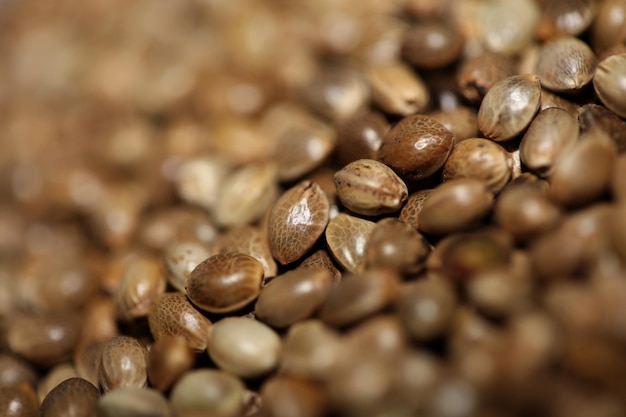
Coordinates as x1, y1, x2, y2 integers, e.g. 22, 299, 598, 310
536, 37, 598, 93
593, 53, 626, 119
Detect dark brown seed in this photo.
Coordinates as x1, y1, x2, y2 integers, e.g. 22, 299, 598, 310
401, 22, 463, 69
148, 293, 212, 351
325, 213, 376, 273
99, 336, 148, 392
255, 268, 333, 328
456, 52, 516, 103
334, 112, 389, 167
593, 53, 626, 119
268, 181, 330, 265
260, 376, 328, 417
442, 138, 513, 193
147, 336, 196, 392
0, 383, 39, 417
536, 37, 597, 93
40, 378, 99, 417
477, 74, 541, 141
378, 115, 455, 181
186, 252, 264, 313
317, 269, 400, 327
418, 179, 493, 235
114, 253, 166, 321
399, 189, 433, 231
38, 365, 77, 408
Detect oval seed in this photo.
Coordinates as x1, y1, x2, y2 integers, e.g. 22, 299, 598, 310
378, 115, 455, 181
0, 354, 38, 388
255, 268, 334, 328
535, 37, 597, 93
114, 253, 166, 321
174, 156, 230, 213
401, 22, 463, 69
208, 317, 281, 378
99, 336, 148, 392
592, 0, 626, 53
334, 159, 408, 216
37, 363, 78, 403
477, 74, 541, 142
334, 112, 388, 167
40, 378, 99, 417
536, 0, 594, 40
593, 53, 626, 119
268, 181, 330, 265
297, 249, 342, 284
366, 62, 429, 115
399, 189, 433, 231
148, 292, 212, 351
0, 383, 39, 417
97, 388, 172, 417
186, 252, 264, 313
260, 376, 328, 417
170, 370, 245, 417
164, 241, 211, 293
214, 225, 277, 279
325, 213, 376, 273
147, 336, 196, 392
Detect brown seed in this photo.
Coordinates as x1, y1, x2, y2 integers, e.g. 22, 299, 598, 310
365, 218, 430, 275
456, 51, 516, 103
325, 213, 376, 273
214, 161, 279, 227
147, 336, 196, 392
477, 74, 541, 142
268, 181, 330, 265
148, 292, 212, 351
208, 317, 281, 378
539, 88, 580, 114
399, 189, 433, 231
429, 107, 479, 144
97, 388, 173, 417
578, 104, 626, 153
397, 278, 457, 341
536, 0, 595, 40
612, 154, 626, 201
442, 138, 513, 193
37, 364, 78, 403
214, 225, 277, 279
80, 296, 118, 346
494, 184, 561, 240
186, 252, 264, 313
40, 378, 99, 417
467, 267, 533, 318
317, 268, 400, 327
593, 53, 626, 119
592, 0, 626, 53
346, 315, 408, 357
138, 207, 217, 252
73, 341, 104, 387
0, 383, 39, 417
366, 62, 429, 115
378, 115, 455, 181
114, 253, 166, 321
174, 156, 230, 213
520, 107, 579, 176
401, 22, 463, 69
297, 249, 342, 284
334, 159, 408, 216
549, 135, 616, 207
170, 370, 245, 417
536, 37, 598, 93
0, 354, 38, 388
418, 179, 493, 235
163, 241, 211, 293
260, 376, 328, 417
99, 336, 148, 392
255, 268, 333, 328
334, 112, 388, 167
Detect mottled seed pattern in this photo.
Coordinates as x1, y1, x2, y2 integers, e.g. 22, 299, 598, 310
99, 336, 149, 392
593, 53, 626, 119
325, 213, 376, 273
536, 37, 597, 93
40, 378, 99, 417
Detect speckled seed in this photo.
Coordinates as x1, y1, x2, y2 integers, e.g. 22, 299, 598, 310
208, 317, 281, 378
399, 189, 433, 231
213, 225, 277, 279
334, 159, 408, 216
260, 376, 328, 417
255, 268, 333, 328
366, 62, 429, 115
186, 252, 264, 313
378, 115, 455, 181
0, 354, 38, 388
164, 241, 211, 292
549, 135, 616, 207
325, 213, 376, 273
297, 249, 342, 284
174, 156, 230, 213
147, 336, 196, 392
6, 313, 82, 367
99, 336, 148, 392
268, 181, 330, 265
40, 378, 99, 417
442, 138, 513, 193
148, 292, 212, 351
317, 269, 400, 327
535, 37, 597, 93
494, 184, 561, 240
429, 107, 479, 144
397, 278, 457, 341
456, 52, 516, 103
401, 22, 463, 69
214, 161, 279, 227
114, 253, 166, 321
520, 107, 579, 176
578, 104, 626, 153
592, 0, 626, 53
593, 53, 626, 118
0, 383, 38, 417
170, 370, 245, 417
477, 74, 541, 141
334, 112, 389, 167
536, 0, 595, 40
37, 364, 78, 403
97, 388, 173, 417
365, 218, 430, 275
418, 179, 493, 235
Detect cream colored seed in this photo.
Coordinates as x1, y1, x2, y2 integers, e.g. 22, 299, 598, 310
99, 336, 149, 392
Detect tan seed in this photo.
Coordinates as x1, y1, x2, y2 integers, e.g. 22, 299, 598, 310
99, 336, 148, 392
399, 189, 433, 231
147, 336, 196, 392
536, 37, 597, 93
163, 241, 211, 293
366, 62, 429, 115
334, 112, 388, 167
429, 107, 479, 144
593, 53, 626, 119
325, 213, 376, 273
260, 376, 328, 417
213, 225, 277, 279
297, 249, 342, 284
170, 369, 245, 417
114, 253, 166, 321
401, 22, 463, 69
97, 388, 173, 417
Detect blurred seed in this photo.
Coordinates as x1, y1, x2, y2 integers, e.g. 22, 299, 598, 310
467, 267, 533, 317
536, 37, 597, 93
593, 53, 626, 119
399, 189, 432, 231
592, 0, 626, 54
366, 62, 429, 115
99, 336, 148, 392
334, 112, 388, 167
260, 376, 328, 417
40, 378, 99, 417
0, 383, 39, 417
74, 341, 104, 387
0, 354, 38, 388
429, 107, 479, 144
170, 370, 245, 417
137, 207, 217, 252
148, 293, 212, 351
578, 104, 626, 153
114, 253, 166, 321
540, 88, 580, 114
536, 0, 595, 40
612, 154, 626, 201
325, 213, 376, 273
346, 314, 408, 358
37, 363, 77, 404
147, 336, 195, 392
174, 156, 230, 213
97, 388, 173, 417
401, 21, 463, 69
208, 317, 281, 378
214, 225, 277, 279
297, 249, 342, 284
456, 52, 516, 103
477, 74, 541, 142
268, 181, 330, 265
163, 241, 211, 293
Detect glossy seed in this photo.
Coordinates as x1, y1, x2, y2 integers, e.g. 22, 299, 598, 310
186, 252, 264, 313
214, 225, 278, 280
114, 253, 166, 321
170, 370, 245, 417
0, 383, 39, 417
593, 53, 626, 119
0, 354, 38, 388
40, 378, 99, 417
268, 181, 330, 265
401, 22, 463, 69
164, 241, 211, 293
325, 213, 376, 273
536, 37, 597, 93
147, 336, 196, 392
99, 336, 148, 392
334, 112, 388, 167
536, 0, 595, 40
